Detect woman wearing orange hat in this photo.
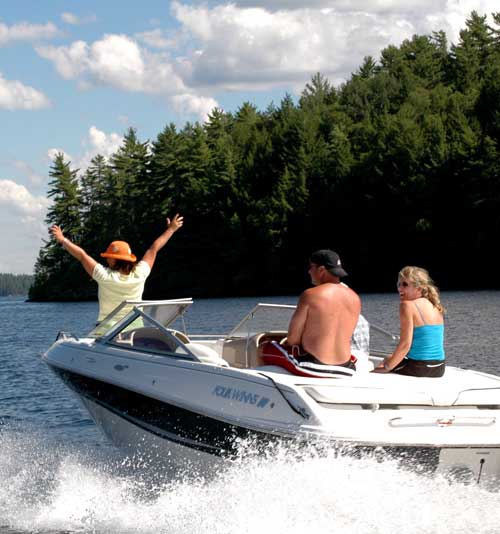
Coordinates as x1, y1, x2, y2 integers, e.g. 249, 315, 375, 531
50, 214, 183, 322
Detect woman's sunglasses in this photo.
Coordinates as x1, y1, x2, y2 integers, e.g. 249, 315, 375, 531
397, 281, 409, 287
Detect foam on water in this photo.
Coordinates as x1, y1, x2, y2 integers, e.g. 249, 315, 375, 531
1, 428, 500, 534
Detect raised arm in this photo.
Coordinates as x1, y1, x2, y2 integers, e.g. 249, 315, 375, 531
141, 214, 184, 269
49, 225, 97, 277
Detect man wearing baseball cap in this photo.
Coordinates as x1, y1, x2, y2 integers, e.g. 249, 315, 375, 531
286, 249, 361, 371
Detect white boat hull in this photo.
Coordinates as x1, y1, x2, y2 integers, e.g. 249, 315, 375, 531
76, 385, 500, 485
79, 396, 223, 474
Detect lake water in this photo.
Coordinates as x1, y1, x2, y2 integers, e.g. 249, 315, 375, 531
1, 291, 500, 533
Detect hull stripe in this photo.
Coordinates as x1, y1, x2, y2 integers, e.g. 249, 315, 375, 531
50, 365, 274, 456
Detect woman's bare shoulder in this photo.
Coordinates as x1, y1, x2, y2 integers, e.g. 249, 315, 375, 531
399, 300, 414, 314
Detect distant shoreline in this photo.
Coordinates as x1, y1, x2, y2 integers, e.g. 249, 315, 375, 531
0, 273, 34, 297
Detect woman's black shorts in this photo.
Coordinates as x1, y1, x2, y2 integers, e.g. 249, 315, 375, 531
392, 358, 445, 377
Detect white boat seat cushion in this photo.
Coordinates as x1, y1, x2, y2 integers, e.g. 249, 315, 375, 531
184, 342, 229, 367
351, 349, 374, 372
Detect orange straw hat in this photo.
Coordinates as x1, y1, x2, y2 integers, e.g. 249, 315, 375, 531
100, 241, 137, 262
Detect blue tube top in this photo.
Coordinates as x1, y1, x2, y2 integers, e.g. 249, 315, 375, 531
407, 324, 445, 361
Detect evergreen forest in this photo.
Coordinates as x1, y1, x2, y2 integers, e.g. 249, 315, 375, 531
0, 274, 33, 296
30, 12, 500, 301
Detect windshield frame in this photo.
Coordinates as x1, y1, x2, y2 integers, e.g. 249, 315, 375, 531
227, 303, 296, 339
88, 298, 193, 340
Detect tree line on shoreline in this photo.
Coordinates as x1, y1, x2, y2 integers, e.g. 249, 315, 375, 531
0, 274, 33, 296
30, 11, 500, 302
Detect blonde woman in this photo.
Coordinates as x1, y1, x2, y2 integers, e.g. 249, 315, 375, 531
374, 266, 445, 377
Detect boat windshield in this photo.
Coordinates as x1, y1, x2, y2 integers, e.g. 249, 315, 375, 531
227, 303, 296, 338
88, 299, 193, 338
107, 314, 191, 358
226, 303, 398, 356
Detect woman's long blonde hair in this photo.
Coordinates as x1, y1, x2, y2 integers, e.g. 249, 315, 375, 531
398, 266, 446, 314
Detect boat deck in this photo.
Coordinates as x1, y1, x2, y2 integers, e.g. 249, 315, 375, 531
253, 364, 500, 407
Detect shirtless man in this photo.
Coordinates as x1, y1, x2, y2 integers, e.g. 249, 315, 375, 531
287, 249, 361, 369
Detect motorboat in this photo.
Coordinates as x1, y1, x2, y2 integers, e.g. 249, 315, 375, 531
43, 299, 500, 484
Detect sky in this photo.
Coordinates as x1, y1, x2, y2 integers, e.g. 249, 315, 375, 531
0, 0, 498, 274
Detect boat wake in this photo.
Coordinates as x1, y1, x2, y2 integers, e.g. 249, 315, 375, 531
1, 427, 500, 534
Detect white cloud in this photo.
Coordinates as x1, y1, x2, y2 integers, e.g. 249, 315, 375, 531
47, 147, 73, 162
89, 34, 146, 91
38, 35, 160, 91
48, 126, 124, 174
36, 34, 216, 120
205, 0, 497, 21
171, 2, 395, 88
61, 12, 80, 25
36, 40, 92, 80
87, 126, 123, 156
0, 179, 50, 217
135, 29, 174, 49
171, 93, 219, 121
78, 126, 124, 170
220, 0, 443, 11
0, 21, 61, 45
61, 12, 97, 25
0, 180, 50, 274
170, 0, 500, 89
35, 0, 499, 122
0, 72, 51, 110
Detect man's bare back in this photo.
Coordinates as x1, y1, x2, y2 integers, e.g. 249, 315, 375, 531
287, 250, 361, 366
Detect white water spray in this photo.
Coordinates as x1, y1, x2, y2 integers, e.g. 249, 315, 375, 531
1, 429, 500, 534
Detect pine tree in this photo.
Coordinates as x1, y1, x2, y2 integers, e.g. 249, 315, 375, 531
147, 124, 183, 234
30, 153, 86, 300
45, 153, 81, 234
79, 154, 113, 254
108, 128, 151, 245
450, 11, 493, 93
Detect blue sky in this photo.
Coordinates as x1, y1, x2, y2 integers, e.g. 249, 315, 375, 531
1, 0, 498, 274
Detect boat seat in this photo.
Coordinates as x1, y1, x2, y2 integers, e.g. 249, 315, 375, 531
128, 327, 178, 352
259, 341, 355, 378
246, 333, 266, 368
221, 331, 287, 368
351, 349, 375, 373
184, 342, 229, 367
169, 329, 190, 344
248, 332, 287, 368
221, 338, 249, 368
